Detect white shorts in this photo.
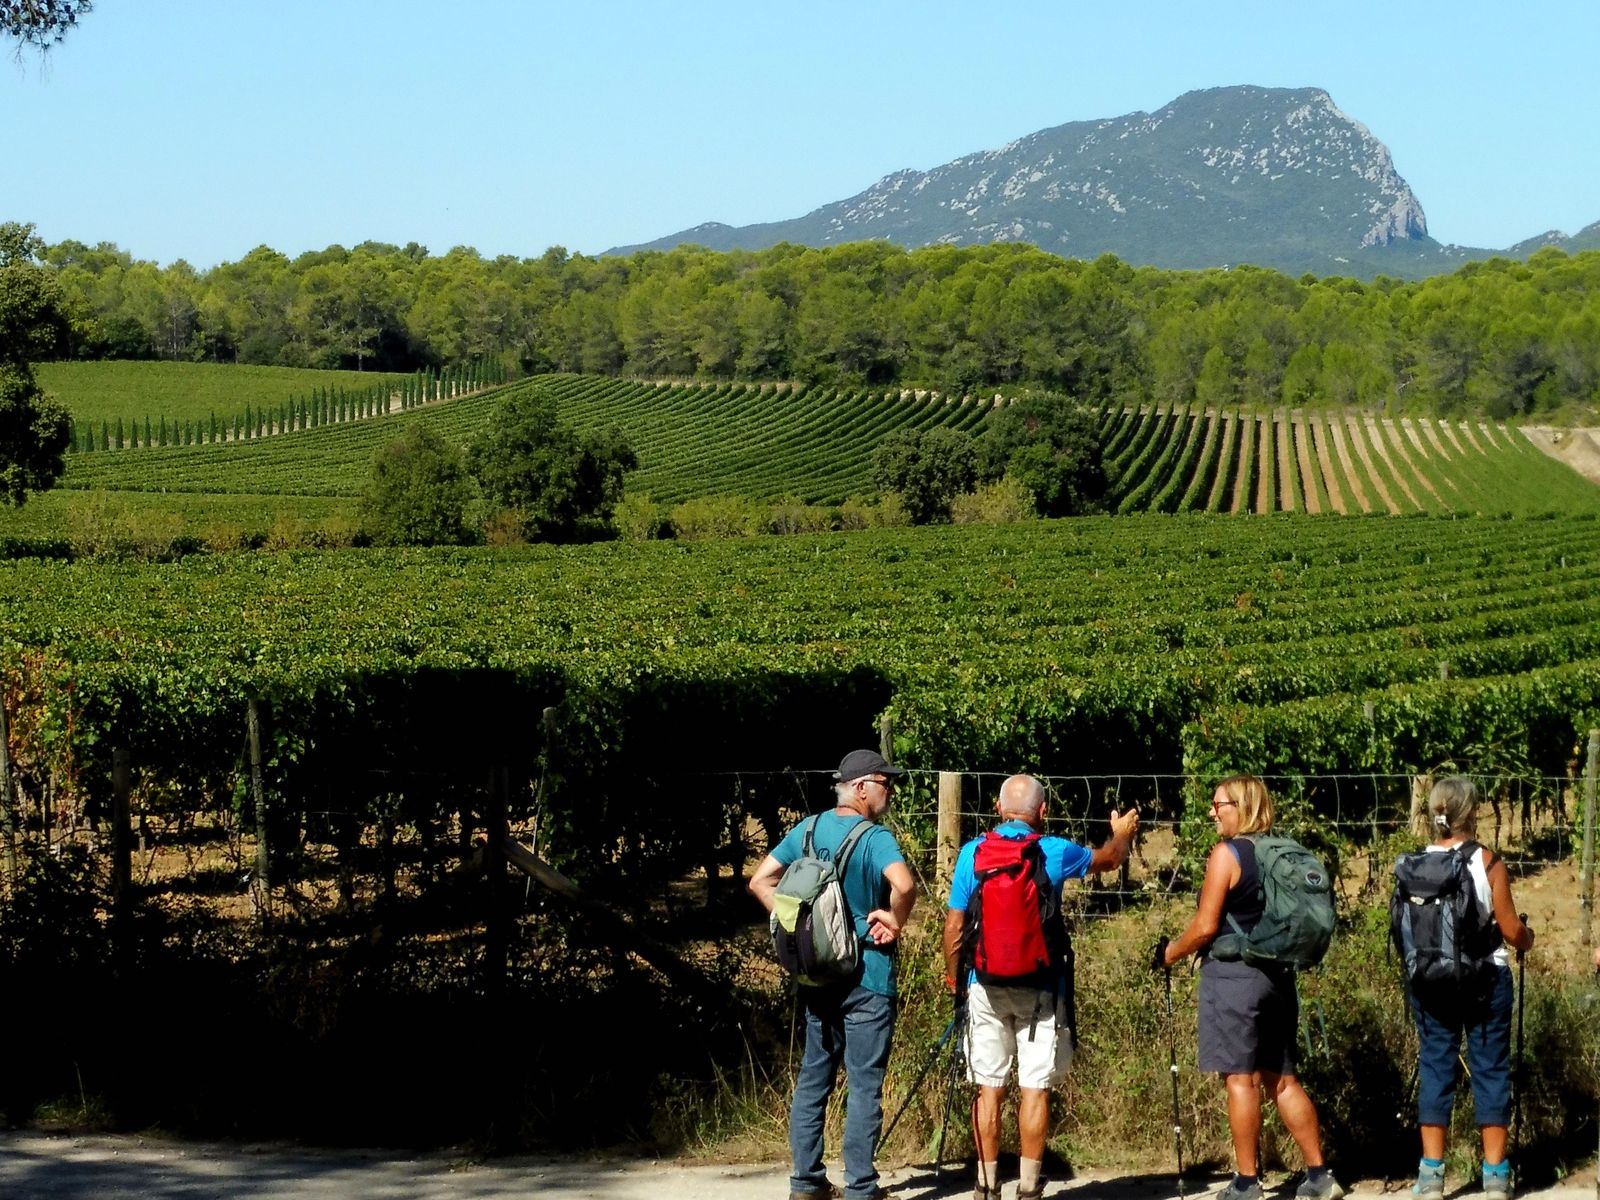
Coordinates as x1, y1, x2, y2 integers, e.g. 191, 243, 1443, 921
963, 980, 1073, 1090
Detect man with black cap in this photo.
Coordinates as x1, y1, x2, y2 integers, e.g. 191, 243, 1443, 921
749, 749, 918, 1200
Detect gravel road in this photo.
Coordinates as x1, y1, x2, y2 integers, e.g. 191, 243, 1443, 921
1, 1132, 1595, 1200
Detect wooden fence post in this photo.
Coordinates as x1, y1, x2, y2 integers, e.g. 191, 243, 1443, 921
484, 765, 511, 995
0, 697, 14, 895
1582, 729, 1599, 950
111, 747, 132, 913
247, 699, 271, 926
937, 771, 962, 887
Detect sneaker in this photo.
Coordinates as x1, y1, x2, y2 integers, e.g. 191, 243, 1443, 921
1412, 1162, 1445, 1199
1219, 1179, 1263, 1200
1297, 1173, 1344, 1200
1482, 1165, 1512, 1200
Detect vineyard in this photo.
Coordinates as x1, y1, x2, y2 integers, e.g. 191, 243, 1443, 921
39, 371, 1600, 515
3, 505, 1599, 1153
2, 514, 1597, 850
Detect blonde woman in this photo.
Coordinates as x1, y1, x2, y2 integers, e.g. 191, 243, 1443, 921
1400, 777, 1533, 1200
1158, 775, 1341, 1200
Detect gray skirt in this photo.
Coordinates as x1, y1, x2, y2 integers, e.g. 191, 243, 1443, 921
1197, 957, 1298, 1076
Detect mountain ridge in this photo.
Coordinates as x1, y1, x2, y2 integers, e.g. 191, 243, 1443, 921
606, 85, 1590, 279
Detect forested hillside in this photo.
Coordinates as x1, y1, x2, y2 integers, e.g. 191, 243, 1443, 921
41, 237, 1600, 424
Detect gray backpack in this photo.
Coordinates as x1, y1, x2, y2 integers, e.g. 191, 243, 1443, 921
769, 816, 873, 985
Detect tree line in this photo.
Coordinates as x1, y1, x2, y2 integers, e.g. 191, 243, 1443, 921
39, 234, 1600, 421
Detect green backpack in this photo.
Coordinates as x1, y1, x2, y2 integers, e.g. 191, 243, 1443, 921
768, 816, 874, 985
1210, 835, 1335, 970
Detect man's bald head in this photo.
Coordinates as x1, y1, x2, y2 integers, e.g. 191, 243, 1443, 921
998, 774, 1046, 824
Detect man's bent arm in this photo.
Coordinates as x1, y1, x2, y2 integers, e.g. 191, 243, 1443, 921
866, 861, 917, 945
748, 853, 784, 914
942, 909, 966, 985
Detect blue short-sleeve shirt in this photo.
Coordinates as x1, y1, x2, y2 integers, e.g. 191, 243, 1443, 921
772, 811, 908, 997
946, 820, 1093, 984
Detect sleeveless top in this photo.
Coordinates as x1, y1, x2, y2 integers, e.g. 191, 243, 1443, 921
1220, 837, 1264, 936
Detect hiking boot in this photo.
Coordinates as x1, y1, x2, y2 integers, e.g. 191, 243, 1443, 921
1482, 1165, 1512, 1200
1296, 1173, 1344, 1200
789, 1187, 839, 1200
973, 1186, 999, 1200
1218, 1179, 1263, 1200
1018, 1188, 1045, 1200
1412, 1161, 1445, 1199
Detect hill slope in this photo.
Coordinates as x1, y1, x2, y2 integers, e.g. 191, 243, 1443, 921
46, 375, 1600, 518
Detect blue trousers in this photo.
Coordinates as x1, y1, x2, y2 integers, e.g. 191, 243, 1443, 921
789, 983, 896, 1200
1410, 964, 1514, 1128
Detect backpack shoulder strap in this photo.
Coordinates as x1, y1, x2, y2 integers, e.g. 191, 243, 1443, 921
831, 817, 875, 876
1458, 839, 1499, 871
801, 814, 822, 858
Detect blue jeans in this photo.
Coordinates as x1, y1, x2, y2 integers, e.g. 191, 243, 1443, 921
789, 983, 896, 1200
1410, 964, 1514, 1128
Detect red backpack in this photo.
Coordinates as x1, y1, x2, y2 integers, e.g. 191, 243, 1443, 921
965, 831, 1068, 986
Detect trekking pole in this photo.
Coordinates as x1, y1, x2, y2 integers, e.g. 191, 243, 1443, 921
933, 1000, 968, 1184
879, 1007, 961, 1148
1511, 915, 1528, 1192
1157, 938, 1185, 1200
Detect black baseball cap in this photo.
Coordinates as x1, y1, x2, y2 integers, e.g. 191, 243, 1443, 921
835, 749, 906, 783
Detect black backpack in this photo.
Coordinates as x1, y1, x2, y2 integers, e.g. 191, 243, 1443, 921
1390, 841, 1503, 987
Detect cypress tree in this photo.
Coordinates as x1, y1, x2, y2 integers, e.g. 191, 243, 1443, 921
115, 417, 125, 449
101, 421, 109, 451
209, 412, 217, 443
158, 415, 168, 446
232, 413, 240, 442
144, 415, 153, 447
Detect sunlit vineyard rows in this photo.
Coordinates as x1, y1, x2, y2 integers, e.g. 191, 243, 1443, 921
2, 515, 1598, 792
50, 371, 1600, 514
60, 375, 994, 503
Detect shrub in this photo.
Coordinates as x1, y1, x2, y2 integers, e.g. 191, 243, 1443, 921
669, 495, 762, 540
614, 493, 669, 541
360, 425, 475, 547
951, 476, 1038, 524
467, 387, 636, 541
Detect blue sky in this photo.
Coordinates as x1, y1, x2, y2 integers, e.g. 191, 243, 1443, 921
4, 0, 1596, 267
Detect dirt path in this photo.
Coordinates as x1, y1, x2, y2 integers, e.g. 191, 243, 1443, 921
1365, 418, 1425, 511
1325, 420, 1372, 514
1523, 426, 1600, 485
1230, 415, 1254, 514
1381, 420, 1446, 507
1203, 413, 1236, 512
1438, 420, 1473, 458
1309, 418, 1348, 515
0, 1133, 1593, 1200
1342, 417, 1399, 513
1419, 418, 1456, 462
1253, 416, 1274, 514
1291, 416, 1321, 514
1276, 417, 1298, 512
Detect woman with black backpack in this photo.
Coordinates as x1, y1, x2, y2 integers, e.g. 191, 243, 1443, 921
1157, 775, 1341, 1200
1392, 776, 1534, 1200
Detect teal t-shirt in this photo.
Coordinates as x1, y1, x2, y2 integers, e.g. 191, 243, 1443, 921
772, 811, 907, 997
